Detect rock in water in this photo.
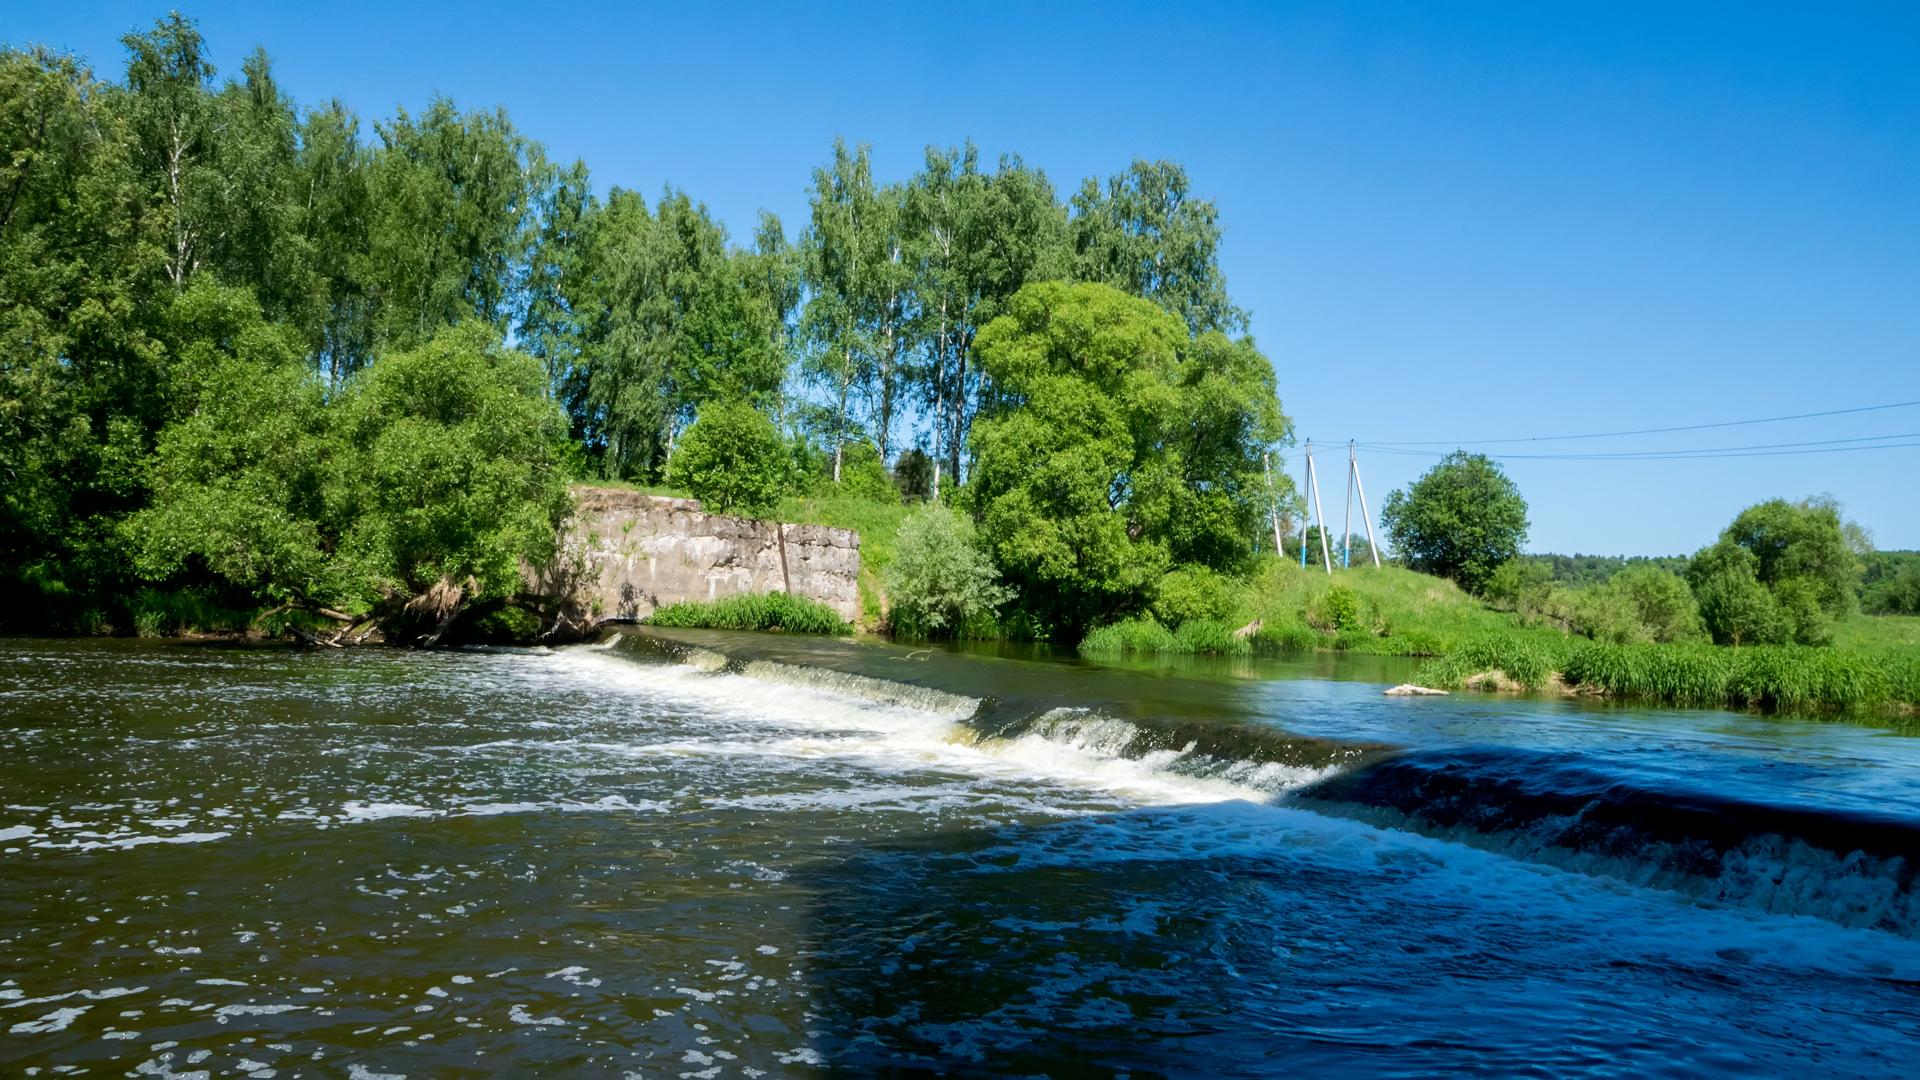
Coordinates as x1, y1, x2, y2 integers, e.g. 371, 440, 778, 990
1384, 684, 1449, 697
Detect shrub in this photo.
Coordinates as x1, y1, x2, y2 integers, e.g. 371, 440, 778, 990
667, 400, 790, 516
1079, 616, 1250, 656
1692, 549, 1789, 647
644, 592, 850, 635
1151, 565, 1239, 626
831, 441, 900, 504
884, 504, 1012, 637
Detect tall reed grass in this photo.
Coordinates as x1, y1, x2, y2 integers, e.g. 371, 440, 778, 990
644, 593, 852, 635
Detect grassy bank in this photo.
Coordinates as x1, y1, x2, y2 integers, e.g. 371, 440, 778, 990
1412, 634, 1920, 719
1081, 559, 1563, 659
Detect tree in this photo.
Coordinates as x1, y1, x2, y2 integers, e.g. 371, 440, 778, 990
968, 281, 1287, 637
329, 323, 572, 643
1070, 159, 1244, 336
1712, 497, 1861, 617
884, 503, 1011, 636
667, 400, 789, 517
1379, 452, 1529, 595
1689, 544, 1788, 647
904, 143, 1070, 493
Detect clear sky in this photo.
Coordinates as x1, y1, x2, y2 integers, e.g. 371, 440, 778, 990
11, 1, 1918, 555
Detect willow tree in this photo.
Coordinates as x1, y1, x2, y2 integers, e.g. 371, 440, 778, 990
968, 281, 1289, 638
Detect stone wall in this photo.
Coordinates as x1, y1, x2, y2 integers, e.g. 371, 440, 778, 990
561, 487, 861, 625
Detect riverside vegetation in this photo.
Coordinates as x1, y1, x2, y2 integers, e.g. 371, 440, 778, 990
3, 14, 1914, 721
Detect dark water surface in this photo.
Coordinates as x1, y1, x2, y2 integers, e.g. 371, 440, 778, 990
2, 632, 1918, 1077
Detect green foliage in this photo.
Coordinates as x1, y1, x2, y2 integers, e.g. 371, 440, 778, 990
1150, 565, 1240, 626
968, 281, 1289, 638
130, 318, 570, 637
1515, 553, 1692, 588
330, 323, 572, 617
1414, 634, 1569, 691
1689, 543, 1789, 647
1861, 551, 1920, 615
1573, 565, 1702, 644
1299, 526, 1378, 568
1079, 616, 1252, 657
892, 449, 934, 502
1380, 452, 1529, 595
822, 441, 900, 504
667, 400, 791, 517
884, 504, 1012, 637
644, 592, 851, 635
1712, 497, 1862, 617
1070, 159, 1244, 335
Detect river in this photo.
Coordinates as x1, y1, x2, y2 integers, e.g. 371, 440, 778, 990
2, 631, 1917, 1076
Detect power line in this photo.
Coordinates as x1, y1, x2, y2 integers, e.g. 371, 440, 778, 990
1361, 398, 1920, 447
1359, 433, 1920, 461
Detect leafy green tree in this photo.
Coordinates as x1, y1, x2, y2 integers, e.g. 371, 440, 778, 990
884, 503, 1012, 636
1712, 497, 1861, 617
128, 285, 331, 605
799, 140, 914, 473
1070, 159, 1245, 335
365, 98, 549, 349
1380, 452, 1529, 595
552, 187, 784, 480
1689, 544, 1788, 647
968, 281, 1287, 637
329, 323, 572, 642
667, 400, 790, 517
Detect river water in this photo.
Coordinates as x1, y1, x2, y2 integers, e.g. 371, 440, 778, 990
2, 631, 1917, 1077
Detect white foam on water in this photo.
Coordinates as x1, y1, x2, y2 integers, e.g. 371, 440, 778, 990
529, 645, 1328, 812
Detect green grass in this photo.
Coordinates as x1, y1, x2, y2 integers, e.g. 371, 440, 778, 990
643, 593, 851, 635
774, 494, 914, 627
1082, 557, 1566, 660
1412, 633, 1920, 718
1830, 614, 1920, 650
1080, 617, 1254, 656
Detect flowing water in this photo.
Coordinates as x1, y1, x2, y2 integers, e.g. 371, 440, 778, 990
2, 631, 1918, 1077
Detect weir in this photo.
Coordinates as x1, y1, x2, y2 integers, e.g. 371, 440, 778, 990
609, 626, 1920, 938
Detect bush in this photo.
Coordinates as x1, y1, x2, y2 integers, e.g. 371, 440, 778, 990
884, 504, 1012, 637
838, 442, 901, 504
1150, 565, 1239, 626
644, 592, 850, 635
667, 400, 790, 516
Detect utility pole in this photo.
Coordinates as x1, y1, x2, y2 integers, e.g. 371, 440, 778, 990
1305, 440, 1332, 575
1352, 442, 1383, 568
1343, 440, 1357, 569
1263, 451, 1284, 558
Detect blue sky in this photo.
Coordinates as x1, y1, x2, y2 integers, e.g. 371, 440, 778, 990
11, 2, 1918, 554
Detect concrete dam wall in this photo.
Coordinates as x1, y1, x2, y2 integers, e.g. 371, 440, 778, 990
560, 487, 861, 625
